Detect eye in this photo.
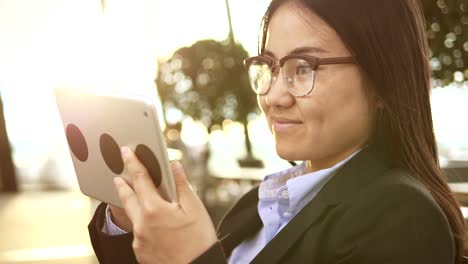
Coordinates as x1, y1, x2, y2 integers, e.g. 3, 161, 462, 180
296, 64, 313, 75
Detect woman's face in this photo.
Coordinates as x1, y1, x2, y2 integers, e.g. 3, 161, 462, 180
260, 2, 376, 171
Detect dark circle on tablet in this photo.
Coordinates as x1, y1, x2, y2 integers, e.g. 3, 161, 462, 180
99, 133, 124, 175
135, 144, 162, 187
65, 124, 88, 162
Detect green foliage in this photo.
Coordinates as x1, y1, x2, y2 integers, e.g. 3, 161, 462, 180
156, 39, 258, 127
422, 0, 467, 85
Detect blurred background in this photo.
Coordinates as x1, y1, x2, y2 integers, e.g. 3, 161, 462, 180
0, 0, 466, 263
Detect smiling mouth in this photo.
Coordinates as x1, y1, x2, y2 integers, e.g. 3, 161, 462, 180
271, 118, 303, 132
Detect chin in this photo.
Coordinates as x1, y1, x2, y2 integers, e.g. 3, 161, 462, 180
275, 143, 304, 162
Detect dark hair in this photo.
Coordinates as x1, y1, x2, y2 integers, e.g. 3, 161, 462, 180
260, 0, 465, 262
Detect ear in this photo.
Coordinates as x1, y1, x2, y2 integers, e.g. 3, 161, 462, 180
376, 100, 384, 110
367, 91, 383, 113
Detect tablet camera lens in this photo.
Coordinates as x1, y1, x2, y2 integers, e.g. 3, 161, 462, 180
99, 133, 124, 175
135, 144, 162, 187
65, 124, 89, 162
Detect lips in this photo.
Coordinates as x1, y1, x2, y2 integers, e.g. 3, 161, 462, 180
272, 117, 302, 124
271, 116, 302, 132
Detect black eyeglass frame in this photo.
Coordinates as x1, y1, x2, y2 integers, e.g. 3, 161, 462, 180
244, 54, 356, 97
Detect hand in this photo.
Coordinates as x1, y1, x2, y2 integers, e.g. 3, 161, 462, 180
109, 205, 133, 232
113, 146, 218, 264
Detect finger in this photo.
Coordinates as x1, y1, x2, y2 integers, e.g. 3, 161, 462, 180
121, 146, 166, 210
171, 161, 197, 207
113, 176, 140, 222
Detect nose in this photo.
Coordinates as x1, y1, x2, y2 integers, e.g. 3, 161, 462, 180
264, 70, 295, 107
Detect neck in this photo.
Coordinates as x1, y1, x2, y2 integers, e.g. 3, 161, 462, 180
306, 144, 366, 173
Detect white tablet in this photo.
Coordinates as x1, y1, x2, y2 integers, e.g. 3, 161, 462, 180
54, 89, 177, 207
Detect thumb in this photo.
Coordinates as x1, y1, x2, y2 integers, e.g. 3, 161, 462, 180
170, 161, 193, 200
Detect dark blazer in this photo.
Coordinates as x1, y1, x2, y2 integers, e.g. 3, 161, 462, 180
88, 146, 455, 263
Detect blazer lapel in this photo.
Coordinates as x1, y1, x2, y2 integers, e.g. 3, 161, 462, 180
217, 186, 263, 257
251, 198, 332, 264
251, 145, 391, 263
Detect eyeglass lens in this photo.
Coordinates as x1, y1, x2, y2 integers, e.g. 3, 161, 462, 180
247, 58, 315, 96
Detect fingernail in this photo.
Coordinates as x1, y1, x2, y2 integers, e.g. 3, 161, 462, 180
113, 177, 122, 186
121, 146, 130, 158
172, 160, 182, 174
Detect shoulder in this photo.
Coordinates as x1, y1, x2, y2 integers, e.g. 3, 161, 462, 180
356, 168, 446, 220
344, 168, 450, 228
325, 168, 455, 263
359, 168, 437, 204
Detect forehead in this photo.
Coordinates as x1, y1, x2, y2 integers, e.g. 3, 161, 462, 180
265, 2, 348, 58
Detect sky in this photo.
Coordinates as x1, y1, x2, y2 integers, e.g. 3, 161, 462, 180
0, 0, 269, 103
0, 0, 270, 95
0, 0, 270, 122
0, 0, 276, 185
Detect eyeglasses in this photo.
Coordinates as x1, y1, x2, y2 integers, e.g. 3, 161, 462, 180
244, 54, 355, 97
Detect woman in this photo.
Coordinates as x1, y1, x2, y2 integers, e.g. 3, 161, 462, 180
88, 0, 465, 263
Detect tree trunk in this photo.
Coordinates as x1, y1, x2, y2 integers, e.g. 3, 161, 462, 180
238, 115, 263, 168
244, 118, 253, 157
0, 95, 17, 192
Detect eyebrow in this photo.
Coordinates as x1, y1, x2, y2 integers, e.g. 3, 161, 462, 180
263, 46, 328, 59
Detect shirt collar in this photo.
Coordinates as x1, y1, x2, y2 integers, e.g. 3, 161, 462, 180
258, 162, 307, 200
258, 148, 365, 215
287, 149, 363, 212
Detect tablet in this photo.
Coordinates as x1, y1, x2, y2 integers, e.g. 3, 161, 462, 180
54, 89, 177, 207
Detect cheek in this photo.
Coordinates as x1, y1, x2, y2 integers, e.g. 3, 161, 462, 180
303, 68, 373, 140
314, 67, 368, 110
258, 95, 272, 128
258, 95, 270, 117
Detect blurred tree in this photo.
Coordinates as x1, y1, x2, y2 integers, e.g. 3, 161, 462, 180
0, 93, 17, 192
156, 0, 263, 168
156, 39, 262, 167
422, 0, 468, 85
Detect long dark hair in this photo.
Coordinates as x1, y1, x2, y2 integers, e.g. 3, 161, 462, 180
261, 0, 465, 262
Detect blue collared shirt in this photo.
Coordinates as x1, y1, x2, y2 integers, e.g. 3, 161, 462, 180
229, 149, 363, 264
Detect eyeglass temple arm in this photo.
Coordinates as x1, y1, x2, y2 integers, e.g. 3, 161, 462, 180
317, 57, 356, 65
